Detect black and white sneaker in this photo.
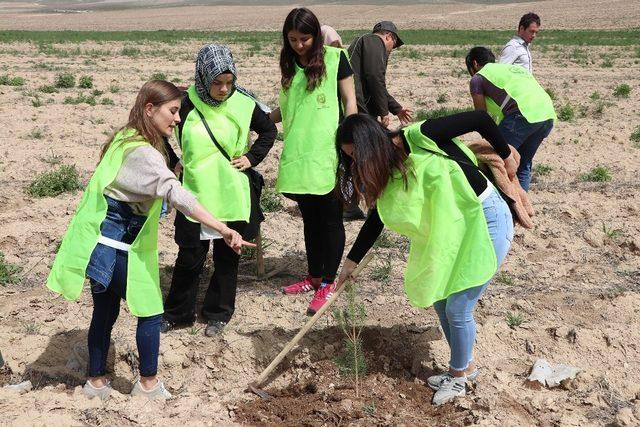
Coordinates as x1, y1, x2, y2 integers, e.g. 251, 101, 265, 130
432, 376, 467, 406
427, 368, 479, 390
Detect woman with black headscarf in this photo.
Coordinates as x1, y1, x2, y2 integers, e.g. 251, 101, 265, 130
161, 44, 276, 337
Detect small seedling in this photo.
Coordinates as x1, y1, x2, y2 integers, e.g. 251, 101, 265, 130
363, 401, 377, 417
275, 131, 284, 142
30, 128, 44, 139
54, 72, 75, 88
120, 46, 141, 57
31, 96, 44, 108
151, 72, 167, 81
100, 98, 115, 105
436, 93, 448, 104
333, 281, 367, 397
370, 256, 391, 281
109, 84, 120, 94
601, 57, 614, 68
188, 326, 202, 336
602, 222, 622, 240
22, 321, 41, 335
78, 75, 93, 89
0, 252, 22, 286
63, 94, 97, 106
92, 89, 104, 97
27, 164, 82, 197
579, 166, 611, 183
506, 311, 524, 328
589, 91, 601, 100
558, 103, 575, 122
533, 164, 553, 177
373, 230, 395, 249
260, 187, 281, 212
40, 149, 63, 165
494, 271, 515, 286
613, 83, 631, 98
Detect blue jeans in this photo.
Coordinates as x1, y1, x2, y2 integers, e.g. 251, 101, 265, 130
433, 189, 514, 371
499, 113, 554, 192
86, 196, 161, 378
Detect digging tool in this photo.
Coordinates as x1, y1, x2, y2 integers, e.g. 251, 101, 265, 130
246, 253, 374, 399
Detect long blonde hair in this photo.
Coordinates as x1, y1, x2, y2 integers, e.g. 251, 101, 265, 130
100, 80, 182, 161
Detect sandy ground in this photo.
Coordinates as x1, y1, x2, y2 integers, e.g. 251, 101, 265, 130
1, 0, 640, 30
0, 6, 640, 426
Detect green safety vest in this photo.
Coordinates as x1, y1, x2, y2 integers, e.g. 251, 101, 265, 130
477, 63, 556, 124
276, 45, 342, 194
377, 122, 497, 308
180, 85, 254, 222
46, 129, 164, 317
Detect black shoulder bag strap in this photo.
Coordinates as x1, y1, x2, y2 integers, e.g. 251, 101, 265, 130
194, 108, 231, 161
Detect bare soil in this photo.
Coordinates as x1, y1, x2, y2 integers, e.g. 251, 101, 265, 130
0, 4, 639, 426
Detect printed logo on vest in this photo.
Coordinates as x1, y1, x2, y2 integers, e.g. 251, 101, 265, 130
316, 93, 328, 109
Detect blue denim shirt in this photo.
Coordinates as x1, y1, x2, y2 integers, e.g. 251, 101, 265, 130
86, 196, 146, 293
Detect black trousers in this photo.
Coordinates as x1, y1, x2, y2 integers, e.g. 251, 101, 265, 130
163, 212, 246, 324
295, 191, 345, 282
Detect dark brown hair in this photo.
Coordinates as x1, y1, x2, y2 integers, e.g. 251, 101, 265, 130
279, 7, 326, 92
100, 80, 182, 161
336, 114, 409, 207
519, 12, 541, 30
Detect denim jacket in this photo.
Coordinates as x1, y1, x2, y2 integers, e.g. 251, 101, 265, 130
86, 196, 145, 293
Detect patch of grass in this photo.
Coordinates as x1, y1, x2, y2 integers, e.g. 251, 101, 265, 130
54, 72, 75, 88
40, 150, 63, 165
533, 164, 553, 177
579, 166, 612, 182
545, 87, 556, 101
363, 401, 377, 417
397, 47, 423, 60
108, 84, 120, 94
370, 257, 392, 281
558, 103, 575, 122
506, 311, 524, 328
78, 75, 93, 89
373, 230, 395, 249
100, 97, 115, 105
63, 93, 97, 106
590, 91, 601, 100
260, 187, 281, 213
276, 131, 284, 142
150, 72, 167, 81
436, 93, 448, 104
39, 84, 58, 94
415, 106, 471, 121
22, 321, 41, 335
613, 83, 631, 98
601, 57, 614, 68
3, 29, 640, 46
0, 252, 22, 286
31, 96, 44, 108
0, 74, 25, 86
630, 125, 640, 147
120, 46, 141, 57
27, 164, 82, 198
91, 89, 104, 96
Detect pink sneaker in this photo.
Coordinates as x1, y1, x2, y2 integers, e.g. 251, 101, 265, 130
282, 276, 318, 295
306, 282, 336, 316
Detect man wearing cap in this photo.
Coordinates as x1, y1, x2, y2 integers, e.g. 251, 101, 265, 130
348, 21, 413, 128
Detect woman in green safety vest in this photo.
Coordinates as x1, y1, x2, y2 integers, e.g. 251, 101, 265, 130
47, 80, 253, 401
334, 112, 516, 406
269, 7, 357, 316
160, 44, 276, 338
466, 46, 555, 192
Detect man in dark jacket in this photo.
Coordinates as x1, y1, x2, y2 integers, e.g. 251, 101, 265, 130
348, 21, 413, 128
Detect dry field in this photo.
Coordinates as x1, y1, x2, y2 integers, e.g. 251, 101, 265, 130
0, 11, 640, 427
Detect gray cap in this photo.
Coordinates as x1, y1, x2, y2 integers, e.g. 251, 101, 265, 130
372, 21, 404, 48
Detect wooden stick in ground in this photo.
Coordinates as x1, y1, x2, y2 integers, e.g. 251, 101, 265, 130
247, 253, 374, 393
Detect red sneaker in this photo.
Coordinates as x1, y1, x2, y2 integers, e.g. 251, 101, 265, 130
282, 276, 318, 295
306, 282, 336, 316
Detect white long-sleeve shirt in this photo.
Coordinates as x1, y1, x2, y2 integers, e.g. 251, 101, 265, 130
499, 35, 532, 74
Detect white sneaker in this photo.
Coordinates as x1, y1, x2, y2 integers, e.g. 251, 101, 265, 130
130, 379, 172, 400
427, 368, 479, 390
432, 376, 467, 406
83, 380, 112, 400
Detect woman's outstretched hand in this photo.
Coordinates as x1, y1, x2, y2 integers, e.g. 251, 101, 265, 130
335, 258, 358, 290
221, 227, 256, 254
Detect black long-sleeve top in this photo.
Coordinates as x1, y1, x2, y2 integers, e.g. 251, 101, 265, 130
346, 110, 510, 263
164, 102, 277, 170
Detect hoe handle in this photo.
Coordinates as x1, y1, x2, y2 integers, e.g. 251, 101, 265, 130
252, 253, 374, 388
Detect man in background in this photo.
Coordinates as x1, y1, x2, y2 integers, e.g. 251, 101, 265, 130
499, 12, 541, 74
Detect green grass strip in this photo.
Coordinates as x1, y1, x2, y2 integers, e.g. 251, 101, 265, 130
1, 29, 639, 46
